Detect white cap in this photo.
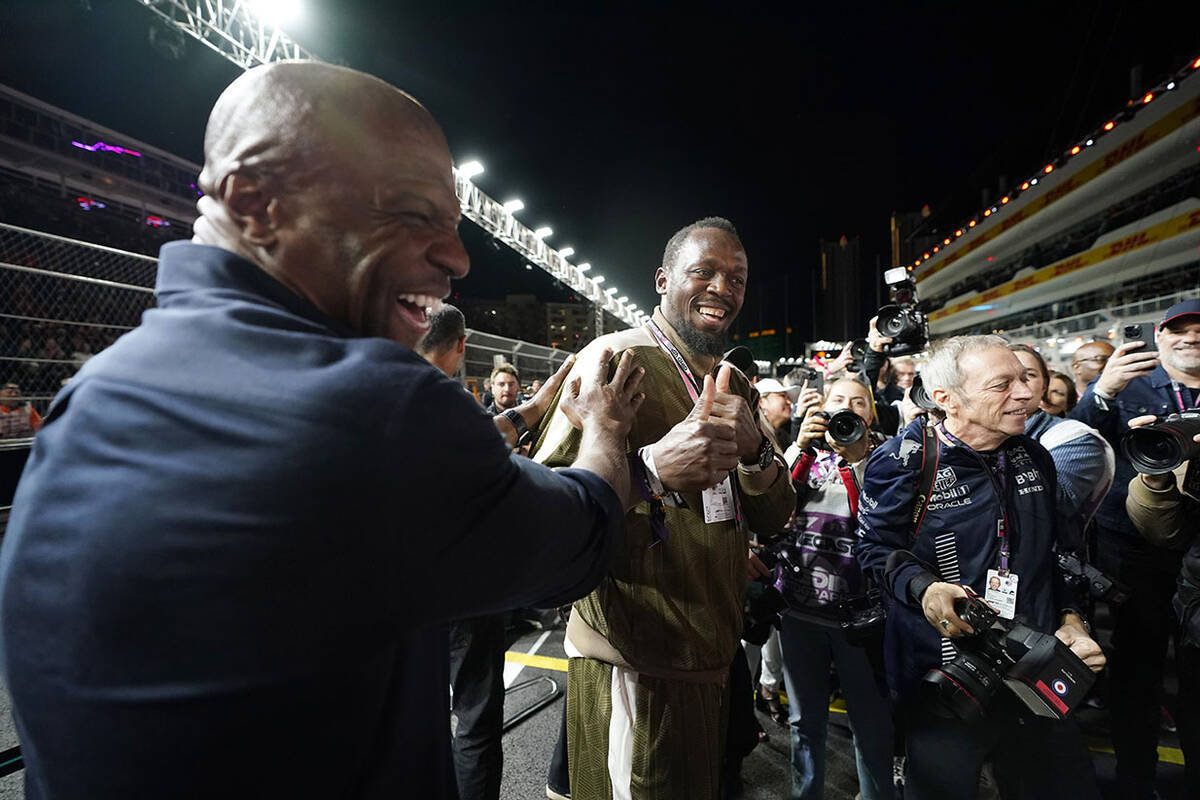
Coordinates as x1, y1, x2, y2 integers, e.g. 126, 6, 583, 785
756, 378, 801, 399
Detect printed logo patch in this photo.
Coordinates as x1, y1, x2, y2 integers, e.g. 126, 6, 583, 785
933, 466, 958, 492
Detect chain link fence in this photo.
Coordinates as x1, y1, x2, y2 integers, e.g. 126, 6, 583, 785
0, 222, 157, 427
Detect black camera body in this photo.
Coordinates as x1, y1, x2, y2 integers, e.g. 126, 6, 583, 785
922, 596, 1095, 721
1120, 411, 1200, 475
877, 268, 929, 356
908, 374, 939, 413
1057, 550, 1130, 605
813, 409, 867, 447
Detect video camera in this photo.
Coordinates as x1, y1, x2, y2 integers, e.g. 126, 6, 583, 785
922, 595, 1095, 721
876, 267, 929, 356
1120, 411, 1200, 475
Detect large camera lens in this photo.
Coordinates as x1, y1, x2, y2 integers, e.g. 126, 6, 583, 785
826, 409, 867, 445
876, 305, 915, 338
1120, 412, 1200, 475
909, 374, 938, 412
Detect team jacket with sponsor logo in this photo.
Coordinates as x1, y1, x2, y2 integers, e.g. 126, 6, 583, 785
855, 419, 1077, 702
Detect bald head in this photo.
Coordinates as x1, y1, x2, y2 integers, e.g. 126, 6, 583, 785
192, 61, 469, 349
199, 61, 441, 198
1070, 340, 1114, 393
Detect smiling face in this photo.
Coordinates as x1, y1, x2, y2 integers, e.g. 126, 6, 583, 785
938, 346, 1033, 450
655, 228, 747, 356
284, 120, 469, 348
760, 391, 793, 431
1044, 374, 1071, 415
1158, 317, 1200, 377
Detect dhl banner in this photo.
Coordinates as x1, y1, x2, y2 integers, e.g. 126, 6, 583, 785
930, 205, 1200, 322
918, 95, 1200, 284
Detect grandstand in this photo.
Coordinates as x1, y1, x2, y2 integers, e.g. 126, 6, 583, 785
911, 57, 1200, 368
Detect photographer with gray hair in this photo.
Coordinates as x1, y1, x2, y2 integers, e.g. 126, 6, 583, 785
856, 335, 1104, 799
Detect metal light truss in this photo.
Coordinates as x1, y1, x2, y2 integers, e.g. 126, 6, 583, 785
136, 0, 317, 71
132, 1, 640, 329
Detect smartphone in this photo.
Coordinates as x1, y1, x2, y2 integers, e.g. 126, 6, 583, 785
1123, 323, 1157, 354
804, 368, 825, 396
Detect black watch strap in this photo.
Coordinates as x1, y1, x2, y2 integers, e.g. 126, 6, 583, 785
503, 408, 529, 442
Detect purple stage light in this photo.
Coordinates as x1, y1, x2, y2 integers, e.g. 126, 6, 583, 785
71, 140, 143, 158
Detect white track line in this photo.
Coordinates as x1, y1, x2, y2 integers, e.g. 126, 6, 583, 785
503, 628, 553, 688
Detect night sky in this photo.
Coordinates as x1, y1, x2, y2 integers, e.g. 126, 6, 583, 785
1, 1, 1197, 340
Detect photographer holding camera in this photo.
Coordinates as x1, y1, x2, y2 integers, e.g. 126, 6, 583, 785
776, 376, 894, 799
1069, 299, 1200, 796
856, 335, 1104, 799
1122, 414, 1200, 797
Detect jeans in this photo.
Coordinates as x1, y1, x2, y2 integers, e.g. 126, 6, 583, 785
779, 615, 894, 800
449, 613, 506, 800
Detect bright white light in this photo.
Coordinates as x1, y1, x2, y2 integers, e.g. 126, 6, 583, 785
457, 160, 484, 180
627, 304, 638, 312
1085, 139, 1094, 146
534, 226, 553, 239
576, 262, 592, 272
1030, 178, 1038, 185
502, 199, 524, 214
605, 288, 618, 296
593, 275, 606, 284
617, 296, 628, 303
249, 0, 304, 26
524, 264, 533, 270
1167, 82, 1176, 90
558, 247, 575, 258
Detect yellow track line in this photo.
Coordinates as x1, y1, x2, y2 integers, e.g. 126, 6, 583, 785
506, 652, 1185, 765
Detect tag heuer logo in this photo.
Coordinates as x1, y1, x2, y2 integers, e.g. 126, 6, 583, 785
933, 466, 958, 492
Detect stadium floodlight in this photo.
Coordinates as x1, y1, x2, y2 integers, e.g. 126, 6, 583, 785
627, 304, 638, 312
593, 275, 606, 284
605, 287, 619, 296
248, 0, 304, 27
617, 296, 628, 304
502, 199, 524, 214
534, 227, 553, 239
558, 247, 575, 258
456, 160, 484, 180
576, 262, 591, 272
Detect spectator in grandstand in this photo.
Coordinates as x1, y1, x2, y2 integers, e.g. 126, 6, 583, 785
487, 364, 521, 413
1070, 339, 1113, 397
0, 61, 646, 799
1070, 300, 1200, 796
530, 378, 543, 394
781, 375, 895, 800
1010, 344, 1113, 528
416, 303, 467, 377
1044, 370, 1077, 416
480, 376, 493, 408
857, 335, 1103, 799
531, 217, 795, 800
0, 382, 41, 439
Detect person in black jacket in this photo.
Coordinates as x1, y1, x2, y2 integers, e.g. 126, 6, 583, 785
856, 334, 1105, 800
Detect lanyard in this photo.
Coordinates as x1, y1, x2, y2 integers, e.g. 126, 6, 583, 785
937, 423, 1013, 572
645, 318, 743, 529
646, 319, 703, 402
1171, 381, 1200, 413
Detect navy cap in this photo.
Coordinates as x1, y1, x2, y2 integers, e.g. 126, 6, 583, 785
1162, 299, 1200, 327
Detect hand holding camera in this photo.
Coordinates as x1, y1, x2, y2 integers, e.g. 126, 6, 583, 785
1121, 412, 1200, 488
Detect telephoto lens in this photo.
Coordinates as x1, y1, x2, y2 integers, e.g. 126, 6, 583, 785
817, 409, 867, 446
1120, 411, 1200, 474
909, 374, 939, 412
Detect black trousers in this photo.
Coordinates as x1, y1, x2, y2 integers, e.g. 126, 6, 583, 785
902, 694, 1099, 800
1094, 526, 1198, 799
449, 614, 506, 800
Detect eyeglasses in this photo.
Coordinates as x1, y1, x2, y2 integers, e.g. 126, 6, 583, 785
1073, 356, 1110, 365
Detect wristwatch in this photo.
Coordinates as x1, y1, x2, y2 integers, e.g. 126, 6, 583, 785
503, 408, 530, 444
739, 434, 775, 473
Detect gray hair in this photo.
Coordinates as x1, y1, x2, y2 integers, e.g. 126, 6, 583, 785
921, 334, 1010, 396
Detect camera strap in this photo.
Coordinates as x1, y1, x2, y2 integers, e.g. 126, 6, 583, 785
909, 423, 940, 541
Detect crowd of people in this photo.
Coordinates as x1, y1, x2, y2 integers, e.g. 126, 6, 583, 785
0, 60, 1196, 800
